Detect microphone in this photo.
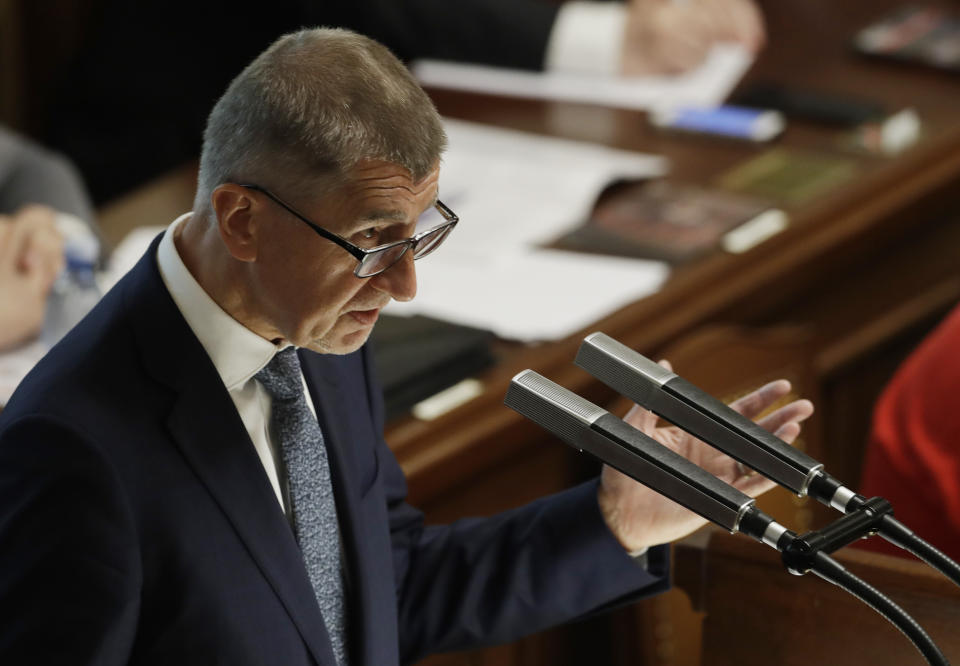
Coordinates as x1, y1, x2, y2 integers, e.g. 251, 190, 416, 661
504, 368, 957, 662
504, 369, 789, 548
574, 332, 858, 513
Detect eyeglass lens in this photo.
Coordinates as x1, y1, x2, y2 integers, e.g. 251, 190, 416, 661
412, 224, 453, 259
356, 222, 454, 277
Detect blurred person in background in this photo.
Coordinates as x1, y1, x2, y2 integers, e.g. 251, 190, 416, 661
43, 0, 765, 203
859, 302, 960, 562
0, 126, 99, 352
0, 206, 63, 351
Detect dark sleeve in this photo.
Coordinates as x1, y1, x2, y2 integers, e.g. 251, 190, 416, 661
358, 346, 669, 664
0, 416, 141, 664
46, 0, 561, 202
306, 0, 562, 70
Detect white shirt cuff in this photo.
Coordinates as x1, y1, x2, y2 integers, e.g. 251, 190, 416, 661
544, 2, 628, 76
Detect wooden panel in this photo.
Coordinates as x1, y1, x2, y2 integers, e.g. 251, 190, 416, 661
674, 529, 960, 666
96, 162, 199, 250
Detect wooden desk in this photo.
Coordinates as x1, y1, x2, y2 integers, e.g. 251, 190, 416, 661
382, 0, 960, 495
391, 0, 960, 517
392, 1, 960, 664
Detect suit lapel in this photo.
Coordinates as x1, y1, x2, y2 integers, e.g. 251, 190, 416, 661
301, 352, 377, 666
125, 240, 336, 665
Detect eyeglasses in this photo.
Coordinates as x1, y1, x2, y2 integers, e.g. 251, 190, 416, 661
239, 183, 459, 278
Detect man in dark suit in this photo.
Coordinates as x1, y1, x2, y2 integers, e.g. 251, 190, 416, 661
0, 28, 809, 665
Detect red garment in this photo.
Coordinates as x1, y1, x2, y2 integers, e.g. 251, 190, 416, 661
858, 303, 960, 560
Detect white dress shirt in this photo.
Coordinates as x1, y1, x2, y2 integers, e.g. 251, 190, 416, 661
156, 213, 302, 513
546, 2, 627, 75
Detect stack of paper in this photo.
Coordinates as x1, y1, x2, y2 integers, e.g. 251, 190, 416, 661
412, 44, 753, 112
386, 119, 671, 341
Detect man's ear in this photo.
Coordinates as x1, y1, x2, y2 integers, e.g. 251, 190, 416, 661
210, 184, 261, 262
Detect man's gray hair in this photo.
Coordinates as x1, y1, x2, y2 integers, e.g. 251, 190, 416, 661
194, 28, 447, 213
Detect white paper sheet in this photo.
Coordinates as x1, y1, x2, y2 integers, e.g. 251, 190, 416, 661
387, 118, 671, 341
391, 249, 668, 341
432, 118, 667, 258
412, 44, 752, 112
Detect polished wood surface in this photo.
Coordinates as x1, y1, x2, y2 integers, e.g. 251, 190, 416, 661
674, 528, 960, 665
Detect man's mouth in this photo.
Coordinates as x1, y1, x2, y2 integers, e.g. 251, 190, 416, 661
347, 307, 381, 326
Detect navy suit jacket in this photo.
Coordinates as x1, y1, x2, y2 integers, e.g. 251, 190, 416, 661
0, 238, 668, 665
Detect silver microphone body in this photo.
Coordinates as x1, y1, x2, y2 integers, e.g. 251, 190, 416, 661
504, 369, 785, 546
575, 332, 855, 512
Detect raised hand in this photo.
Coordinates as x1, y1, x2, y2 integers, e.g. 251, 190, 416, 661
598, 361, 813, 552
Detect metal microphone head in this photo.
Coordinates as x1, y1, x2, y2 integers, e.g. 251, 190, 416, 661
505, 370, 777, 538
576, 331, 832, 501
576, 332, 675, 405
504, 370, 605, 445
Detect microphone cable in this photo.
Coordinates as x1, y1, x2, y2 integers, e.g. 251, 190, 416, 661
810, 550, 950, 666
877, 515, 960, 588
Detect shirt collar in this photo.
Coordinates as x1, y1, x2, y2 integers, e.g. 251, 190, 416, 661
156, 213, 289, 390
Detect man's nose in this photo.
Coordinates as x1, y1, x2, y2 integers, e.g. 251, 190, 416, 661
371, 248, 417, 302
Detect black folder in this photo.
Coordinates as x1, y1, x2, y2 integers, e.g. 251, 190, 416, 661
370, 314, 495, 420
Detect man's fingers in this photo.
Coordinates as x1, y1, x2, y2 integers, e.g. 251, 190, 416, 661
0, 222, 14, 267
728, 379, 791, 419
703, 0, 766, 50
773, 421, 801, 444
657, 35, 712, 73
725, 0, 766, 50
12, 206, 61, 272
623, 0, 718, 75
624, 403, 659, 435
731, 471, 776, 497
6, 215, 37, 272
14, 204, 58, 227
755, 399, 815, 438
24, 225, 65, 278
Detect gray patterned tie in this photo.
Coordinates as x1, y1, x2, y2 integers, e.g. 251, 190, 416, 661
255, 347, 348, 665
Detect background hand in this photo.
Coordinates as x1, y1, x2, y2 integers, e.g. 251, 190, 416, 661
0, 206, 65, 350
597, 361, 814, 552
621, 0, 766, 76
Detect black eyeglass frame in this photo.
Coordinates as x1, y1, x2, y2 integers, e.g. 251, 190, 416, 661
238, 183, 459, 278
